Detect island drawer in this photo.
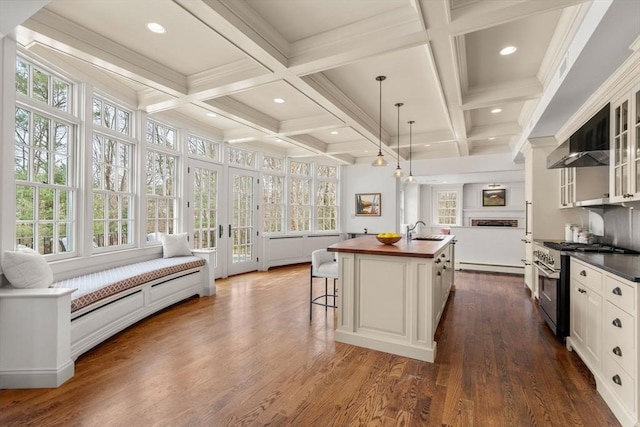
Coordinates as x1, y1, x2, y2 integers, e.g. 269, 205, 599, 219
606, 275, 635, 313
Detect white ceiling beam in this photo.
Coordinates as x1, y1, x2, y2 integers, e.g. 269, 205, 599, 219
205, 96, 279, 133
278, 115, 343, 136
18, 9, 187, 95
467, 122, 522, 140
462, 77, 543, 110
445, 0, 588, 36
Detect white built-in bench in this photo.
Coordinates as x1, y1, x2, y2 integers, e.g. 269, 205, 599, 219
0, 253, 214, 389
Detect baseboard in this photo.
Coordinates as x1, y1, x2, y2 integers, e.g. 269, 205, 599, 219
0, 360, 74, 389
455, 262, 524, 275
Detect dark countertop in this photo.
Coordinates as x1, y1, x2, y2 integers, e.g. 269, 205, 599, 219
570, 252, 640, 282
328, 235, 453, 259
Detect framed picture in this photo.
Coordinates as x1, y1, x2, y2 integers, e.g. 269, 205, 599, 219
355, 193, 381, 216
482, 189, 506, 207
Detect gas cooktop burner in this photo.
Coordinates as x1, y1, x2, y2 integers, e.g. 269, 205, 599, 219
543, 241, 639, 254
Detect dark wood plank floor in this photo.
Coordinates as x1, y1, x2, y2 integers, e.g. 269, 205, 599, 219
0, 265, 620, 426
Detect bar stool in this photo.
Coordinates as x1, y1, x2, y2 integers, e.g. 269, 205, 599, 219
310, 249, 338, 321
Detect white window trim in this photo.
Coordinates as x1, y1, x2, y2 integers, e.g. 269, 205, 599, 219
431, 184, 463, 227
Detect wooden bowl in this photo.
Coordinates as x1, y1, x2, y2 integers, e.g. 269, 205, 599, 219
376, 235, 402, 245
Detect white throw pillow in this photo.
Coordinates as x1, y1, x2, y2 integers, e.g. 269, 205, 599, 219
162, 233, 192, 258
2, 246, 54, 288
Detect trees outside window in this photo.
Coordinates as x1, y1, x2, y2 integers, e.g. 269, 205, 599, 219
92, 96, 134, 249
14, 58, 75, 255
146, 120, 179, 241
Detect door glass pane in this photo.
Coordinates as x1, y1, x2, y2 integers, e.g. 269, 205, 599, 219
232, 174, 253, 264
193, 167, 218, 268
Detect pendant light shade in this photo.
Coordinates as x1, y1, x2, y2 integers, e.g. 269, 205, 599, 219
393, 102, 404, 178
372, 75, 388, 167
405, 120, 415, 184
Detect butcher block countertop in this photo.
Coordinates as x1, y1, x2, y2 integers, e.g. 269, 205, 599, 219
328, 235, 454, 259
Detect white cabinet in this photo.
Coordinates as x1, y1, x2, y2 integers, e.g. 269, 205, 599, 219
610, 84, 640, 203
559, 167, 575, 207
569, 258, 602, 369
567, 258, 639, 427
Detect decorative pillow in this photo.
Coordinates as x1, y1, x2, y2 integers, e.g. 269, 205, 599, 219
2, 246, 54, 288
162, 233, 192, 258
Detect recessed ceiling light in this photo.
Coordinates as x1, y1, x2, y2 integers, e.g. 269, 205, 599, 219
491, 108, 502, 114
146, 22, 166, 34
488, 137, 496, 140
273, 98, 285, 104
500, 46, 517, 56
424, 144, 431, 147
275, 138, 283, 142
206, 112, 217, 118
330, 131, 339, 135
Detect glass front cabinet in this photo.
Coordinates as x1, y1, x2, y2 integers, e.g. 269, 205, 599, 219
610, 84, 640, 203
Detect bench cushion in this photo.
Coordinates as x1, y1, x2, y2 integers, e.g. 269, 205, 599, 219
52, 256, 205, 312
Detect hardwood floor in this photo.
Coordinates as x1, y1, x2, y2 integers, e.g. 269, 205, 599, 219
0, 265, 620, 426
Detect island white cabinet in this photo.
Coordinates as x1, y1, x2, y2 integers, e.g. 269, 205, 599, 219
567, 258, 639, 427
330, 236, 454, 363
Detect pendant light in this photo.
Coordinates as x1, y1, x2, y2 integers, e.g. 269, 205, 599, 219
405, 120, 415, 184
371, 75, 388, 167
393, 102, 404, 178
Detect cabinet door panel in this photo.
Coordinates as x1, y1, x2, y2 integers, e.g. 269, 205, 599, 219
585, 290, 602, 368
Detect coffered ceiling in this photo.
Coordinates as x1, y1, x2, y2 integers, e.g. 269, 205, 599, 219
7, 0, 636, 165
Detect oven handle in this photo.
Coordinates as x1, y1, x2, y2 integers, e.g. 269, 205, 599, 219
533, 260, 560, 279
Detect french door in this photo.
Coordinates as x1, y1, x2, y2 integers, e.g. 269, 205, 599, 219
227, 167, 259, 276
188, 159, 223, 277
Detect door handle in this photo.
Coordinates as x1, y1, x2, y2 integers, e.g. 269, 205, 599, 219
228, 224, 232, 238
219, 224, 223, 239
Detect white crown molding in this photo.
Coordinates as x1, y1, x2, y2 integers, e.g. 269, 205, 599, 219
454, 35, 468, 95
19, 9, 187, 95
205, 96, 279, 134
215, 0, 291, 58
187, 59, 269, 95
278, 115, 342, 136
467, 122, 522, 140
462, 77, 543, 110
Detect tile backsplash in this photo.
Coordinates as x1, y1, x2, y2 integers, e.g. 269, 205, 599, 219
603, 205, 640, 251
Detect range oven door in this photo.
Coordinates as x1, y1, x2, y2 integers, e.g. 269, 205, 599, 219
534, 261, 560, 335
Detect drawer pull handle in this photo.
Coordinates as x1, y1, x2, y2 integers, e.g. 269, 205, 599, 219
580, 270, 587, 277
612, 318, 622, 328
578, 288, 586, 294
612, 375, 622, 386
613, 346, 622, 357
612, 287, 622, 296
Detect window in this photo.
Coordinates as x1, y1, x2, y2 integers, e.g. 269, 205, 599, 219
262, 155, 285, 233
146, 120, 179, 240
92, 96, 134, 249
289, 160, 311, 232
228, 146, 256, 169
433, 186, 462, 226
315, 165, 338, 231
188, 135, 220, 162
14, 58, 75, 255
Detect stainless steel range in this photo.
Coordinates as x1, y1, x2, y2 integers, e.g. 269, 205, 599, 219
533, 241, 568, 338
533, 240, 639, 338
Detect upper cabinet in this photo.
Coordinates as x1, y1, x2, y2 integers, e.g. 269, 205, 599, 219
610, 84, 640, 203
559, 166, 609, 208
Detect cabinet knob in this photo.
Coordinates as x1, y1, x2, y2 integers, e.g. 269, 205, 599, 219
612, 375, 622, 386
434, 259, 441, 264
613, 346, 622, 357
437, 272, 441, 276
612, 287, 622, 296
612, 318, 622, 328
578, 288, 586, 294
580, 270, 587, 277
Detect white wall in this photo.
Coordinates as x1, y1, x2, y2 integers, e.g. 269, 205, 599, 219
462, 182, 525, 226
342, 164, 400, 234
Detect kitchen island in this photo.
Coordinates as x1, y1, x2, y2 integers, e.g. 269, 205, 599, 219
327, 235, 455, 362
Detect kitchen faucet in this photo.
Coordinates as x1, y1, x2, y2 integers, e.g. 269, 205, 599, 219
406, 220, 426, 240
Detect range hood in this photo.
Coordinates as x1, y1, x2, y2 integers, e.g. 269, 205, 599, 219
547, 103, 610, 169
